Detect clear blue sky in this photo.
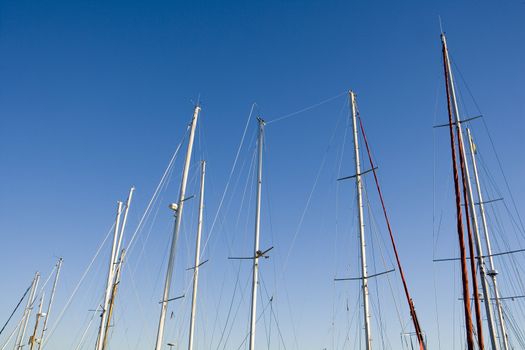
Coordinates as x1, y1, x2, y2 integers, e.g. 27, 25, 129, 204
1, 0, 524, 349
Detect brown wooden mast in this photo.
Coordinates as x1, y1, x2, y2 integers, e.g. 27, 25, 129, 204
441, 35, 475, 350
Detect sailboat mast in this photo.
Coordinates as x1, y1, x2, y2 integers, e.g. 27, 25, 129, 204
249, 117, 265, 350
28, 292, 44, 350
187, 160, 206, 350
37, 258, 62, 350
116, 186, 135, 258
14, 272, 40, 350
441, 33, 500, 350
96, 201, 123, 350
98, 186, 134, 350
349, 91, 372, 350
441, 33, 475, 350
102, 249, 126, 349
154, 105, 201, 350
467, 128, 510, 350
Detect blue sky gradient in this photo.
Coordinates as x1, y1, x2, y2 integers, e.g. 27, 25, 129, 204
1, 1, 524, 349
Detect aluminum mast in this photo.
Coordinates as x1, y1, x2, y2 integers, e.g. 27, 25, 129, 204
350, 91, 372, 350
187, 160, 206, 350
154, 105, 200, 350
14, 272, 40, 350
248, 117, 265, 350
115, 187, 135, 259
37, 258, 62, 350
467, 128, 510, 350
96, 201, 123, 350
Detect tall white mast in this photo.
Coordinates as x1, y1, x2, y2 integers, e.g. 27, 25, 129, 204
349, 91, 372, 350
441, 33, 499, 350
14, 272, 40, 350
96, 201, 123, 350
37, 258, 62, 350
98, 187, 134, 350
249, 117, 265, 350
154, 105, 201, 350
467, 128, 510, 350
187, 160, 206, 350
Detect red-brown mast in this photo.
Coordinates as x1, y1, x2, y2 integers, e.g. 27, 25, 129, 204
442, 35, 475, 350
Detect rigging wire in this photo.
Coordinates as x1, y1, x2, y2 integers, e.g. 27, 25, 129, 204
233, 296, 274, 350
356, 112, 426, 349
265, 91, 347, 125
261, 128, 300, 350
85, 122, 189, 349
431, 75, 444, 350
259, 272, 288, 350
279, 98, 347, 278
0, 314, 25, 350
331, 98, 350, 350
0, 283, 32, 336
213, 145, 258, 350
246, 97, 346, 350
200, 103, 256, 258
451, 58, 525, 347
451, 59, 525, 235
41, 223, 115, 349
73, 304, 102, 350
2, 260, 60, 343
125, 124, 190, 257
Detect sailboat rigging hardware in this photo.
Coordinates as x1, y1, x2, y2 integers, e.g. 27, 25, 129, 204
335, 268, 395, 281
337, 167, 378, 181
433, 115, 482, 128
186, 260, 209, 271
228, 246, 274, 260
433, 248, 525, 262
159, 295, 185, 304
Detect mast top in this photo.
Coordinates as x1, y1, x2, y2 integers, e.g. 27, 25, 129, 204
256, 116, 266, 125
440, 32, 448, 46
